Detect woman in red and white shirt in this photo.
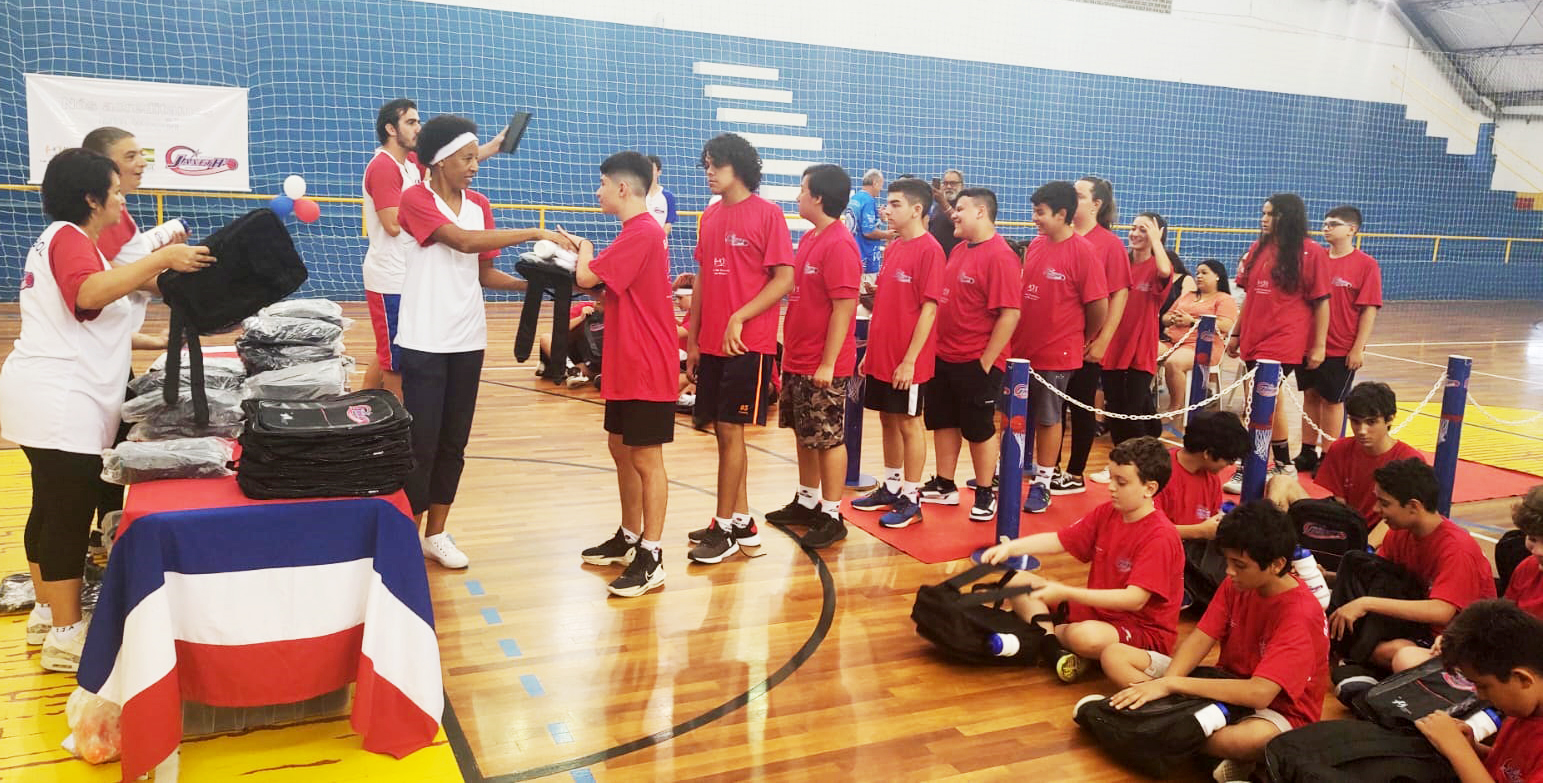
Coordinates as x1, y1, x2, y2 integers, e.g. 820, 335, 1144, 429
0, 148, 211, 672
394, 115, 569, 569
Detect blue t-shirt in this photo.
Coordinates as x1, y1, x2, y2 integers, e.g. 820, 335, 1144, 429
844, 189, 882, 273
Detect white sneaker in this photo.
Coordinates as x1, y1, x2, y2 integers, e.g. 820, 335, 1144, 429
41, 621, 88, 673
1087, 468, 1111, 484
1212, 759, 1255, 783
677, 392, 696, 408
26, 605, 51, 646
423, 532, 470, 569
1223, 471, 1244, 495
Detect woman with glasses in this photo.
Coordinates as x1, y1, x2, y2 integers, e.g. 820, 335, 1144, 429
1161, 258, 1237, 426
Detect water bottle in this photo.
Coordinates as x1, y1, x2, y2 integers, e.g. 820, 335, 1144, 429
1292, 547, 1332, 609
1464, 707, 1503, 742
144, 219, 187, 250
988, 632, 1023, 657
1193, 702, 1231, 736
1221, 501, 1237, 514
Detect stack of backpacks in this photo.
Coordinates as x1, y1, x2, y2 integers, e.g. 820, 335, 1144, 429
236, 389, 414, 500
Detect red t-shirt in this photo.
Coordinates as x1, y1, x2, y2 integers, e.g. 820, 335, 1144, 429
589, 214, 676, 402
1013, 232, 1107, 372
934, 234, 1021, 370
866, 233, 945, 385
1377, 517, 1497, 633
1057, 503, 1183, 653
569, 301, 594, 321
1237, 240, 1330, 362
1083, 224, 1130, 299
1156, 448, 1223, 527
96, 209, 138, 262
1324, 249, 1383, 356
1485, 715, 1543, 783
1197, 577, 1331, 729
1101, 256, 1170, 374
50, 226, 109, 321
1314, 438, 1425, 530
782, 222, 861, 376
1506, 556, 1543, 621
677, 311, 689, 352
364, 153, 408, 210
693, 195, 794, 357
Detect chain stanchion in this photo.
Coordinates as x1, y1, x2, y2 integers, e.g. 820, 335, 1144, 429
844, 315, 877, 491
1186, 315, 1216, 425
1391, 371, 1450, 437
1434, 355, 1471, 517
1241, 360, 1282, 503
974, 359, 1033, 570
1465, 390, 1543, 426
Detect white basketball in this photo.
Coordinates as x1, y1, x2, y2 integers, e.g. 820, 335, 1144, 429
283, 174, 307, 200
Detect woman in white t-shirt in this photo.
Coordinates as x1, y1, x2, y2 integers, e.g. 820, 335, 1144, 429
394, 115, 569, 569
0, 148, 212, 672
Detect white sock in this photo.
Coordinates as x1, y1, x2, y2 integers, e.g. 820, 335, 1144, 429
795, 485, 818, 509
900, 480, 920, 501
621, 527, 640, 545
33, 602, 51, 620
51, 622, 82, 640
1034, 464, 1055, 486
715, 516, 734, 531
639, 538, 660, 554
884, 467, 903, 493
732, 512, 752, 529
819, 499, 841, 518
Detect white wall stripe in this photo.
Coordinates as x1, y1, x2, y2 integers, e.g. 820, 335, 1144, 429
717, 107, 807, 126
693, 61, 779, 80
759, 184, 801, 202
737, 132, 823, 151
704, 84, 793, 103
762, 159, 819, 176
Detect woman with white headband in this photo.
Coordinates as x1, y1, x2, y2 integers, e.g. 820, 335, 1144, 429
395, 113, 570, 569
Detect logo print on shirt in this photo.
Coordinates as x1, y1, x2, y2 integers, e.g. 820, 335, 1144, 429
725, 232, 750, 247
1333, 276, 1353, 288
804, 263, 821, 276
1195, 505, 1211, 520
895, 270, 913, 284
1134, 281, 1152, 292
958, 272, 976, 285
712, 257, 728, 276
1115, 557, 1132, 573
20, 271, 33, 291
1023, 283, 1041, 302
1043, 268, 1066, 282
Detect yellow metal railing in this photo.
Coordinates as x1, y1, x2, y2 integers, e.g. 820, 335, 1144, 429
4, 184, 1541, 263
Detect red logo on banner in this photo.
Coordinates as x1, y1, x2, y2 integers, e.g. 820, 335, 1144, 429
1013, 383, 1029, 400
165, 146, 240, 176
346, 405, 371, 424
1010, 414, 1027, 435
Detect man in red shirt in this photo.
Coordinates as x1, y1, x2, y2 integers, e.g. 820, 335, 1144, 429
567, 151, 675, 598
1014, 181, 1108, 514
1268, 381, 1422, 535
1329, 458, 1496, 672
919, 189, 1020, 522
685, 134, 795, 563
850, 177, 944, 530
1107, 501, 1330, 783
1415, 601, 1543, 783
1296, 205, 1382, 473
761, 164, 862, 549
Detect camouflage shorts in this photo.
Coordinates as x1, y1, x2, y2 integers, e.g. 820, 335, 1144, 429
778, 373, 848, 449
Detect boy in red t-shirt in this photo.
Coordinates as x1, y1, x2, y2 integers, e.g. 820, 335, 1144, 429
1505, 486, 1543, 620
850, 178, 944, 529
1269, 381, 1423, 535
761, 164, 861, 549
1158, 411, 1249, 540
1415, 600, 1543, 783
684, 134, 795, 564
1295, 205, 1381, 474
981, 437, 1180, 683
565, 151, 675, 598
1329, 458, 1496, 672
1106, 501, 1330, 782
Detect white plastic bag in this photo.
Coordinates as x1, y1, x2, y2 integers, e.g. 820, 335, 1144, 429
101, 437, 235, 484
64, 687, 122, 765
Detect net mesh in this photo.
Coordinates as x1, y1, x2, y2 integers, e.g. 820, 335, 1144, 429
2, 0, 1541, 301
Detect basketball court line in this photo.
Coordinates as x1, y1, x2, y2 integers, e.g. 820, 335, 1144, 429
1364, 350, 1543, 388
1369, 341, 1536, 348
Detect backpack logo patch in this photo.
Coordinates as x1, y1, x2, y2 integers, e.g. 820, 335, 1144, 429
346, 404, 372, 424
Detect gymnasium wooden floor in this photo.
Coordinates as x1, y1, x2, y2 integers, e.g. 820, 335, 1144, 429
1, 299, 1541, 782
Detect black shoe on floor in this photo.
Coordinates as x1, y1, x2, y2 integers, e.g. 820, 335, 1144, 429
800, 512, 848, 549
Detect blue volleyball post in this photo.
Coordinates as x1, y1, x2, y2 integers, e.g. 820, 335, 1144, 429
1241, 360, 1281, 503
1187, 315, 1217, 425
970, 359, 1036, 568
1433, 355, 1471, 517
844, 315, 877, 491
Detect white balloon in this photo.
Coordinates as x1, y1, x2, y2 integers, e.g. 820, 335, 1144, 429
282, 175, 307, 200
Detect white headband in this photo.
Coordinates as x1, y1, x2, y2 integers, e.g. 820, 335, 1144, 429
673, 288, 693, 296
428, 132, 478, 166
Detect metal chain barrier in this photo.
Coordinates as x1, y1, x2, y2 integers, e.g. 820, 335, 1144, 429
1284, 381, 1337, 444
1029, 364, 1258, 421
1465, 390, 1543, 427
1390, 372, 1450, 436
1156, 319, 1200, 364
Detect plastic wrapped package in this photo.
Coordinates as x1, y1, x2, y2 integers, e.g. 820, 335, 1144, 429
64, 688, 122, 764
237, 339, 347, 374
241, 359, 349, 400
0, 573, 35, 612
149, 352, 245, 375
101, 438, 235, 484
127, 419, 243, 442
259, 298, 347, 327
127, 365, 246, 397
121, 388, 243, 424
239, 315, 343, 346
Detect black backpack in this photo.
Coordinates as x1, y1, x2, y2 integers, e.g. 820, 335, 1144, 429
1328, 550, 1429, 664
1182, 538, 1228, 614
1289, 497, 1368, 573
1496, 529, 1529, 597
910, 562, 1044, 666
1264, 719, 1459, 783
1072, 667, 1242, 779
1354, 657, 1484, 731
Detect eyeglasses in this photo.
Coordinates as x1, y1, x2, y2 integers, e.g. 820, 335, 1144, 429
942, 180, 963, 187
1322, 220, 1350, 229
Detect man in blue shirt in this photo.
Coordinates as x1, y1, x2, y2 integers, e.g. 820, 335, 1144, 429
845, 168, 896, 275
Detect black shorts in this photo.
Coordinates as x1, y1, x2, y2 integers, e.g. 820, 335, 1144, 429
863, 376, 925, 416
695, 352, 773, 425
923, 358, 1002, 443
604, 400, 676, 446
1245, 359, 1301, 379
1297, 356, 1356, 403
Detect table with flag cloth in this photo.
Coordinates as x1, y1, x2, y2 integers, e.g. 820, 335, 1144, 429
75, 475, 442, 781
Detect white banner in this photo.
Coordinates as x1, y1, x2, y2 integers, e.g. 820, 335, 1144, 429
26, 73, 250, 192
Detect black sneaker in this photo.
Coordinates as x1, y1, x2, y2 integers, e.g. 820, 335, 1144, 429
607, 545, 665, 597
688, 524, 741, 564
969, 486, 997, 521
581, 528, 636, 566
766, 496, 822, 525
1294, 446, 1321, 476
800, 512, 848, 549
920, 476, 960, 505
1048, 471, 1085, 496
688, 517, 763, 546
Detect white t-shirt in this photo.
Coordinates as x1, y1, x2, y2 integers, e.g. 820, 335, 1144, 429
1, 222, 136, 454
394, 183, 499, 353
361, 148, 423, 294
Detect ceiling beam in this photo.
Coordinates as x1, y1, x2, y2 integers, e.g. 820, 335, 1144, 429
1407, 0, 1525, 10
1492, 89, 1543, 105
1453, 42, 1543, 57
1389, 2, 1499, 113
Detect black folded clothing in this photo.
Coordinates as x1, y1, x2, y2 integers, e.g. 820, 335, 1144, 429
236, 390, 414, 500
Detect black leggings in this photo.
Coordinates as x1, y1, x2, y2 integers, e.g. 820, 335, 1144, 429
1063, 361, 1102, 476
22, 446, 106, 581
1101, 369, 1160, 444
400, 348, 485, 515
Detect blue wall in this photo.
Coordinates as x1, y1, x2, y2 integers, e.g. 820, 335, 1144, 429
2, 0, 1539, 300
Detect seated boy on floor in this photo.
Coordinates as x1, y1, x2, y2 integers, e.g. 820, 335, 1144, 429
1266, 381, 1422, 541
1328, 458, 1495, 674
1414, 600, 1543, 783
1157, 410, 1250, 541
1104, 501, 1330, 782
981, 436, 1182, 684
1505, 487, 1543, 620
